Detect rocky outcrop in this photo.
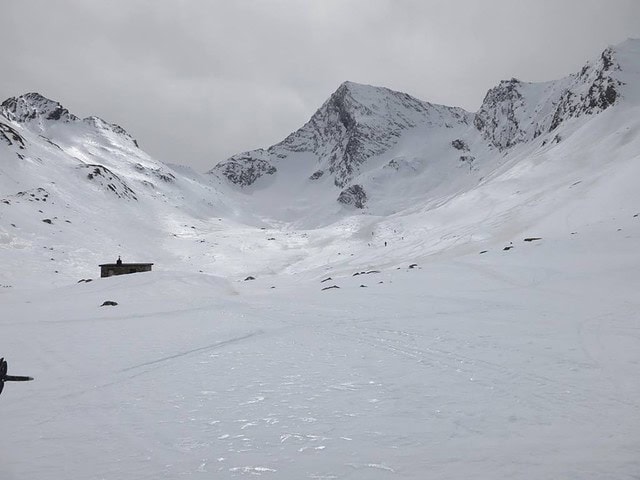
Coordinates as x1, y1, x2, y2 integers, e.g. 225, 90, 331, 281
1, 92, 78, 124
81, 164, 138, 200
214, 155, 277, 187
474, 78, 527, 150
337, 184, 367, 209
475, 46, 624, 150
548, 47, 622, 132
0, 121, 25, 149
451, 139, 469, 151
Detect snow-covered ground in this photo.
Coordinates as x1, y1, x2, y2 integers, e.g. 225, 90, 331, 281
2, 206, 640, 479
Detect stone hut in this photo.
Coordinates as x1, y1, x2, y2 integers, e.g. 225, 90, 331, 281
99, 257, 153, 278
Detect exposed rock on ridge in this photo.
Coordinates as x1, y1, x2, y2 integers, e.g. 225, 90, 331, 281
1, 92, 78, 124
474, 46, 624, 150
1, 92, 139, 148
337, 184, 367, 209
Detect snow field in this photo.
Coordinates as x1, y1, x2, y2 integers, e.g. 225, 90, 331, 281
1, 216, 639, 478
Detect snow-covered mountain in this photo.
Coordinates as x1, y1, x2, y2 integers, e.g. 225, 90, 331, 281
210, 81, 486, 220
210, 40, 638, 226
212, 81, 473, 189
1, 39, 639, 287
0, 93, 242, 286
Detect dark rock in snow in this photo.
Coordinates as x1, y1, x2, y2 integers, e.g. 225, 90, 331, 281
213, 156, 277, 187
321, 285, 340, 291
244, 276, 256, 281
451, 139, 469, 151
337, 184, 367, 209
0, 122, 26, 149
82, 165, 137, 200
100, 301, 118, 307
2, 92, 78, 124
459, 155, 476, 170
523, 237, 542, 242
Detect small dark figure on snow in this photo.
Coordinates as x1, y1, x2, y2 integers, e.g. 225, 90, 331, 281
116, 256, 122, 266
0, 357, 34, 397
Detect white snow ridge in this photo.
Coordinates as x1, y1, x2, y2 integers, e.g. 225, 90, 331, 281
1, 39, 640, 479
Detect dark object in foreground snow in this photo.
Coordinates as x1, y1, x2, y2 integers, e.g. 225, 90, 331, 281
322, 285, 340, 291
0, 357, 34, 396
101, 300, 118, 307
321, 277, 332, 283
523, 237, 542, 242
503, 245, 514, 251
408, 263, 418, 269
479, 250, 488, 254
244, 276, 256, 281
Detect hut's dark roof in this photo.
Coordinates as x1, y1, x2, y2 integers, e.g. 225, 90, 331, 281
99, 263, 154, 267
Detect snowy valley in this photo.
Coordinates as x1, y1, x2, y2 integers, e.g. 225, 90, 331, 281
1, 39, 640, 479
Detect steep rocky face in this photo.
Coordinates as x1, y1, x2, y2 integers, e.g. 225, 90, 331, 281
547, 47, 622, 131
211, 81, 472, 188
475, 46, 624, 150
473, 78, 526, 150
1, 92, 78, 124
337, 184, 367, 209
0, 118, 26, 150
215, 155, 277, 187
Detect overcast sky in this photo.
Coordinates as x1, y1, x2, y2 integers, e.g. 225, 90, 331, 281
1, 1, 639, 172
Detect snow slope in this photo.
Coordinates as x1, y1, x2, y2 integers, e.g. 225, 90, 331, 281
1, 39, 640, 479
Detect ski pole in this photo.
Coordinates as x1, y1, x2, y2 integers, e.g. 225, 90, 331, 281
0, 357, 34, 396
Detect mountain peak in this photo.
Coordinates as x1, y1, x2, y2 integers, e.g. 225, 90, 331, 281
1, 92, 78, 124
1, 92, 139, 148
213, 80, 472, 190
